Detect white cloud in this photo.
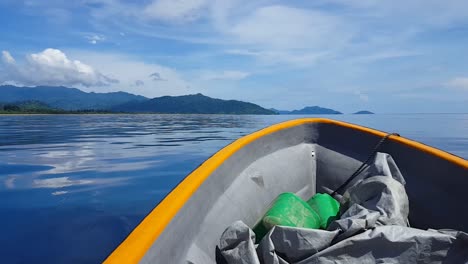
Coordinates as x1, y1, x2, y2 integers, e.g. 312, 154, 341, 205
86, 34, 105, 44
144, 0, 208, 23
226, 49, 327, 67
228, 5, 349, 50
1, 48, 190, 97
2, 50, 15, 64
200, 70, 250, 81
324, 0, 468, 27
85, 2, 353, 67
210, 4, 354, 67
355, 50, 422, 63
445, 77, 468, 91
121, 1, 468, 69
67, 50, 190, 97
0, 48, 118, 87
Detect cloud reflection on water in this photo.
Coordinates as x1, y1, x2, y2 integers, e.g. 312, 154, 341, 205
33, 177, 94, 188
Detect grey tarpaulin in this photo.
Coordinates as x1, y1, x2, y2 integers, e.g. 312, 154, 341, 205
218, 153, 468, 263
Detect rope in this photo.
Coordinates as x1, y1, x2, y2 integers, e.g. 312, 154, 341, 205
330, 132, 400, 197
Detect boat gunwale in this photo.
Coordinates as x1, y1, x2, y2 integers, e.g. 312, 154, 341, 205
104, 118, 468, 263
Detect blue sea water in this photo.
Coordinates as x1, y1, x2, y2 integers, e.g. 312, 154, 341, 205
0, 114, 467, 263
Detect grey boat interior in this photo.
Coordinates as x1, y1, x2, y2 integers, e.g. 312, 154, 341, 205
133, 120, 468, 263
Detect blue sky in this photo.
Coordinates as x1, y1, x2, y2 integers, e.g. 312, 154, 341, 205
1, 0, 468, 113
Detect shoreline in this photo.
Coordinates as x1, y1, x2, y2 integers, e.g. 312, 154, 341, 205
0, 112, 278, 116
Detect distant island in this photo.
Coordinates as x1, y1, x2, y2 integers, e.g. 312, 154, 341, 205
353, 110, 374, 114
0, 85, 275, 115
270, 106, 342, 115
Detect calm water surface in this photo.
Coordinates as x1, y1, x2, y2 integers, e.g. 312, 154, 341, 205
0, 114, 467, 263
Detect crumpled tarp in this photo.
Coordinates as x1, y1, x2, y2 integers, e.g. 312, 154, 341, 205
218, 153, 468, 264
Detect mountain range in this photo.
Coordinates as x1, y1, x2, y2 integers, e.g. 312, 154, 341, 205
0, 85, 275, 114
0, 85, 369, 115
113, 93, 274, 114
0, 85, 147, 110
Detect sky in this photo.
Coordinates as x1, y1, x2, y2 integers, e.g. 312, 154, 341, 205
0, 0, 468, 113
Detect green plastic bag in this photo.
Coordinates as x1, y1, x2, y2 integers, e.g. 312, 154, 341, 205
307, 193, 340, 229
253, 192, 321, 242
